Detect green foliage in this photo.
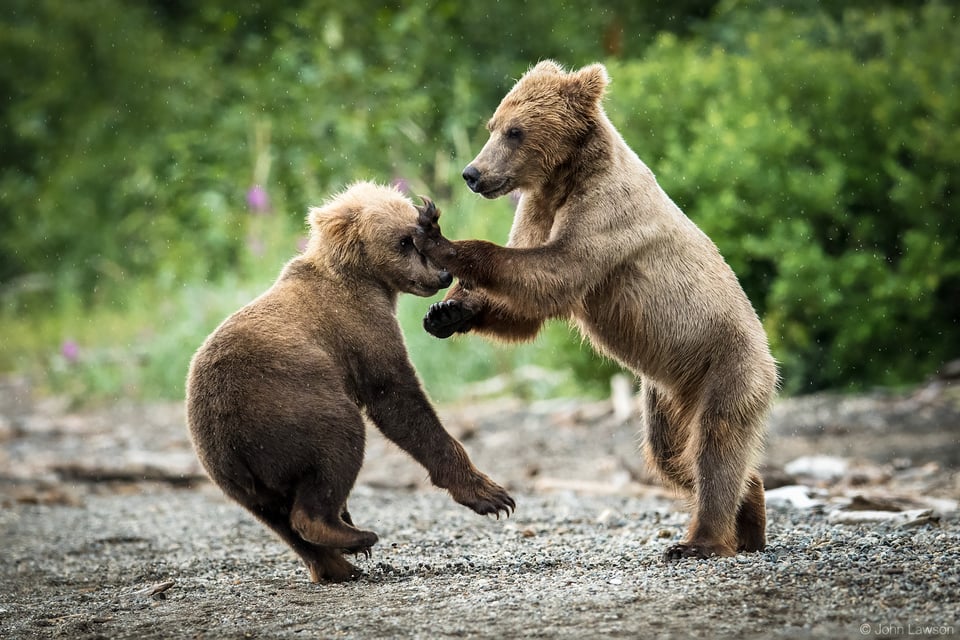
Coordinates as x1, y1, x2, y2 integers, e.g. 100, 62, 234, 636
605, 2, 960, 392
0, 0, 720, 298
0, 0, 707, 403
0, 0, 957, 403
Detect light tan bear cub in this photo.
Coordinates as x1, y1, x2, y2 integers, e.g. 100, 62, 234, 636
415, 61, 778, 560
186, 182, 514, 583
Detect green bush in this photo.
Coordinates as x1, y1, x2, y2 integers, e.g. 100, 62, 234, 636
605, 2, 960, 392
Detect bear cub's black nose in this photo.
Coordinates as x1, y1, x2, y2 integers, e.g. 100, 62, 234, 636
462, 165, 481, 192
438, 271, 453, 288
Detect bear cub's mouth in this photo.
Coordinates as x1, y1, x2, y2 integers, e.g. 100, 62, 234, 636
408, 270, 452, 297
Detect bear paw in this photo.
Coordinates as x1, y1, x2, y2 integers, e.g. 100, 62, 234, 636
662, 541, 734, 562
414, 195, 441, 230
412, 197, 457, 263
424, 300, 476, 338
306, 549, 364, 583
449, 474, 516, 519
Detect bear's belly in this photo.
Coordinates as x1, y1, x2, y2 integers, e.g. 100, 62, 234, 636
572, 273, 731, 385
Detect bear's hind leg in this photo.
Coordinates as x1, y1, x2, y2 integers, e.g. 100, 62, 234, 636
643, 382, 736, 560
306, 548, 364, 583
255, 506, 362, 582
289, 413, 379, 559
664, 392, 764, 561
290, 475, 379, 556
735, 472, 766, 552
664, 425, 741, 560
641, 382, 694, 492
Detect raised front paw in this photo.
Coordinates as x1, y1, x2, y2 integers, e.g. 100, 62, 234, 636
414, 195, 441, 234
449, 474, 516, 520
412, 196, 456, 262
424, 299, 476, 338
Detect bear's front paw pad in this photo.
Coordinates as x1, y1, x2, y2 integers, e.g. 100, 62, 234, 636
424, 300, 475, 338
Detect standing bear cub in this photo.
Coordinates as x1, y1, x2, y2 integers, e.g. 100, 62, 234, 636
415, 61, 778, 560
186, 182, 514, 583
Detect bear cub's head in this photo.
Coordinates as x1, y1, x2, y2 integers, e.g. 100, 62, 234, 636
307, 181, 453, 297
462, 60, 610, 198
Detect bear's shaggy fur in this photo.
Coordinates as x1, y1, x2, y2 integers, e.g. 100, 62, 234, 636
415, 62, 778, 560
186, 182, 514, 582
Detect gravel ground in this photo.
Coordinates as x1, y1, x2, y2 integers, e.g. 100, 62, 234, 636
1, 378, 959, 639
2, 485, 958, 639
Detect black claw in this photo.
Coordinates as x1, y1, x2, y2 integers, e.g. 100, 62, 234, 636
414, 195, 439, 225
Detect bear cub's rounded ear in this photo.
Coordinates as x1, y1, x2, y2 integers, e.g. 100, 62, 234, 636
306, 203, 362, 266
565, 63, 610, 105
531, 59, 564, 75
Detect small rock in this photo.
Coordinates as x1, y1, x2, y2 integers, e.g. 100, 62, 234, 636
610, 374, 635, 422
134, 580, 176, 599
596, 509, 616, 525
784, 455, 850, 482
765, 485, 823, 509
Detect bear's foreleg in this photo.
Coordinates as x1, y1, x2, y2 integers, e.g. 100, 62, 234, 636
363, 375, 515, 518
413, 209, 581, 319
425, 283, 544, 342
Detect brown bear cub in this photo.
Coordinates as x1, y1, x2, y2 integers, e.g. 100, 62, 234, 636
414, 61, 778, 560
186, 182, 514, 583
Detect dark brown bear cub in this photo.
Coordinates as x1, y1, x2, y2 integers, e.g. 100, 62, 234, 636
186, 181, 514, 583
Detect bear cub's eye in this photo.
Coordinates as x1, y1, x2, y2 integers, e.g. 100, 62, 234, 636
505, 127, 524, 141
399, 236, 414, 251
